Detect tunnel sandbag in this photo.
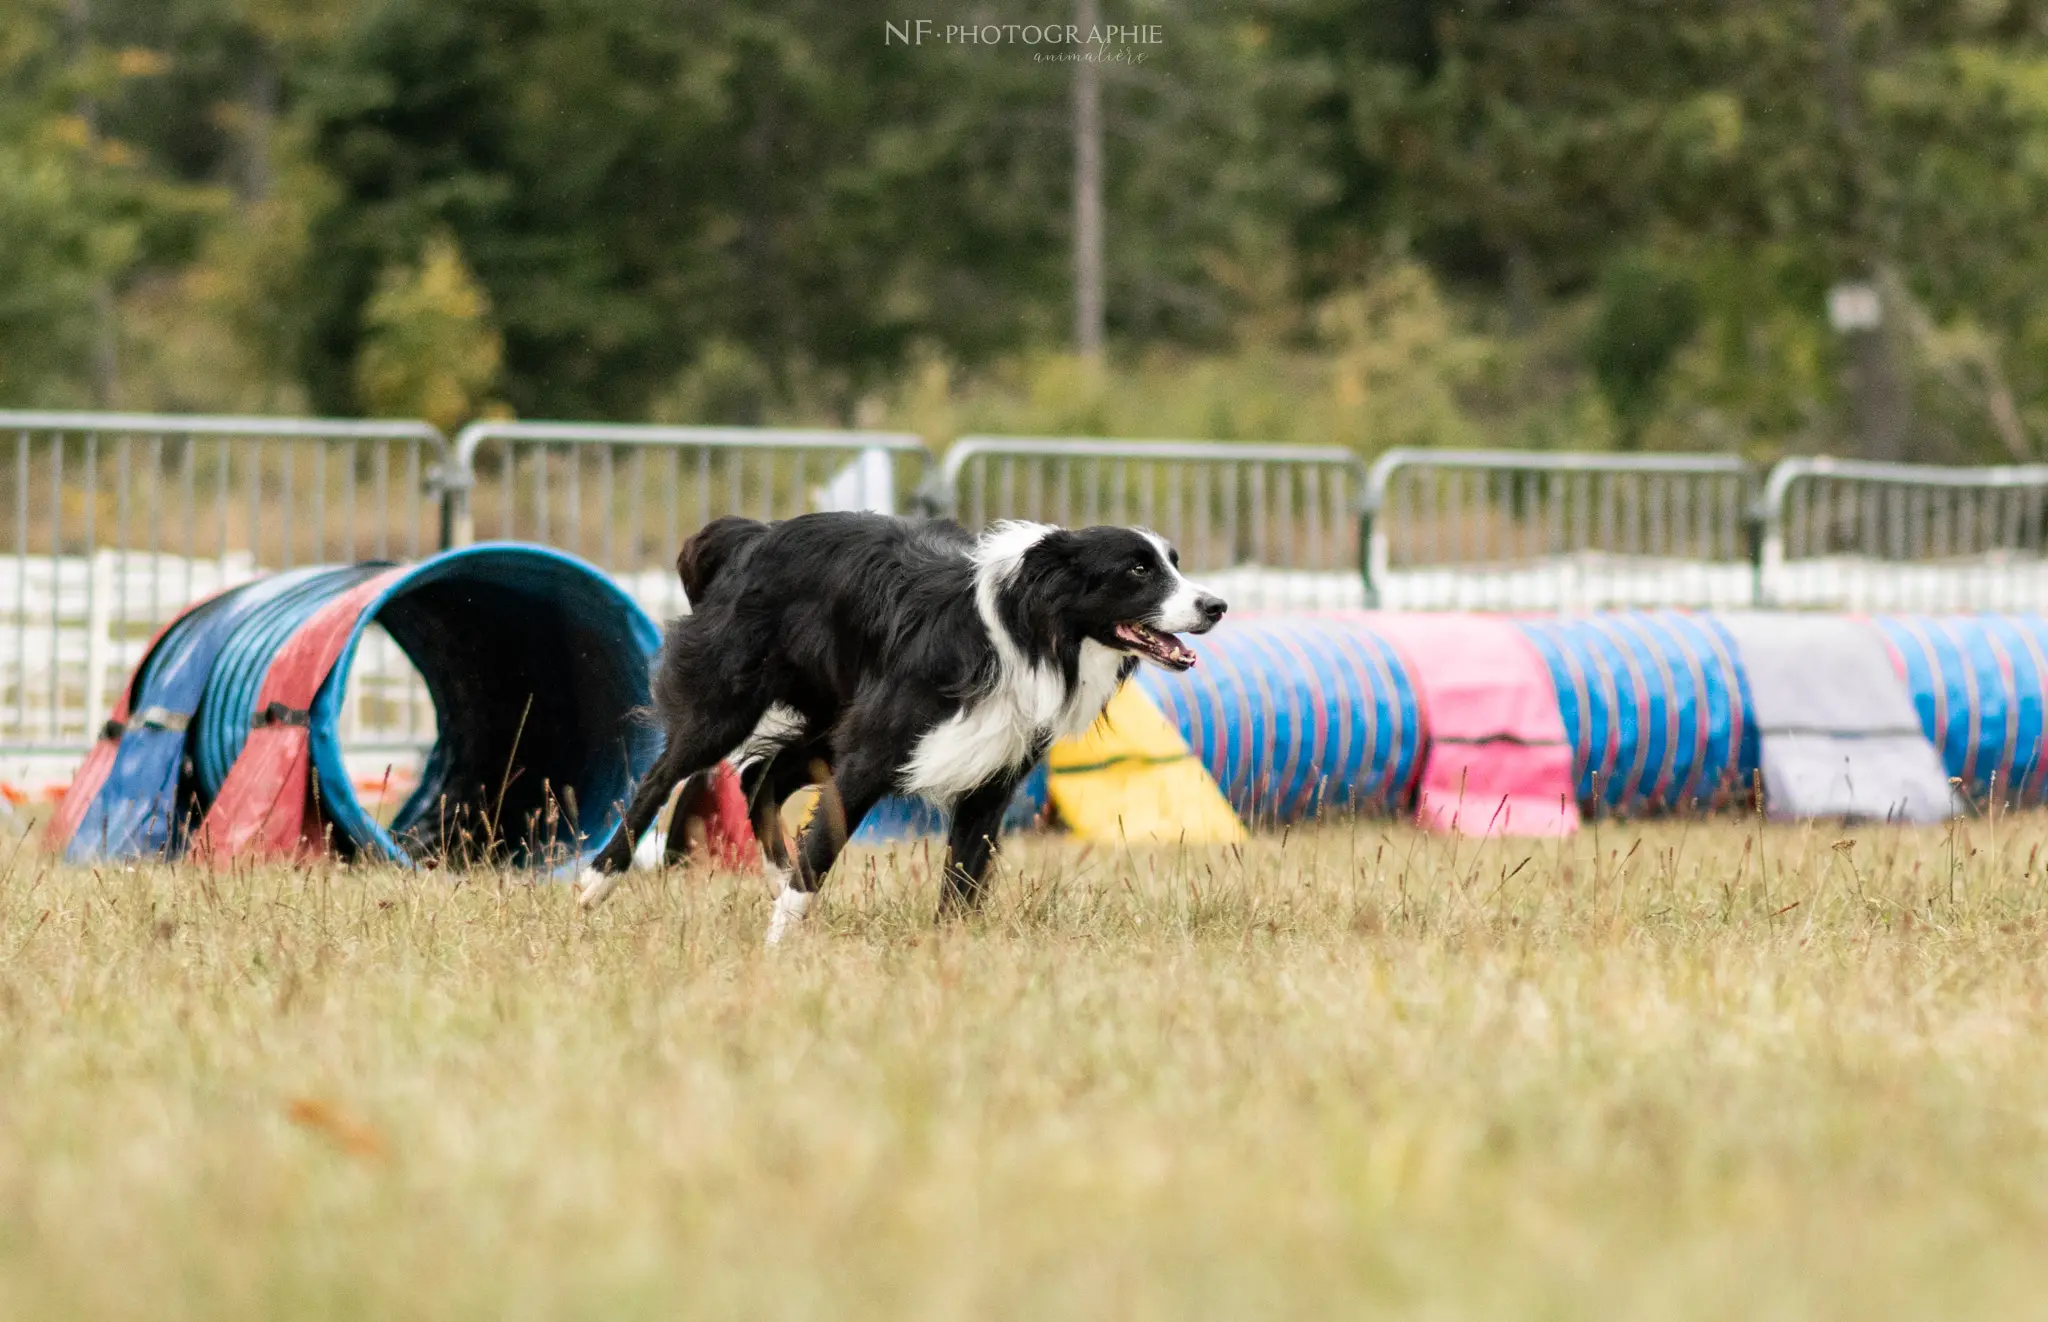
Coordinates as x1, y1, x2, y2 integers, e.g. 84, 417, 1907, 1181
45, 578, 242, 855
1718, 613, 1957, 823
1373, 614, 1578, 836
60, 586, 247, 860
1132, 614, 1423, 824
65, 568, 344, 863
1516, 612, 1758, 816
1876, 614, 2048, 809
306, 544, 662, 866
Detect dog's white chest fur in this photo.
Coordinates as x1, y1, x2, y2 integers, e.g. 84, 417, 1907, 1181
899, 639, 1123, 803
898, 522, 1125, 804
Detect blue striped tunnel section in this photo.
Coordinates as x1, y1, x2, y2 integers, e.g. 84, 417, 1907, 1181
1135, 614, 1423, 823
1875, 615, 2048, 808
1516, 613, 1758, 814
66, 544, 661, 867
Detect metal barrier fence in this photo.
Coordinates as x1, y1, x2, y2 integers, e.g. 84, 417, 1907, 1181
1757, 457, 2048, 611
1362, 448, 1757, 610
447, 421, 931, 621
932, 436, 1369, 609
14, 407, 2048, 763
0, 411, 447, 754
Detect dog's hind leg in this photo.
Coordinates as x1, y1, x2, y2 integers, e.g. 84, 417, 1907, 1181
764, 753, 887, 947
747, 741, 827, 895
579, 705, 763, 907
656, 768, 719, 868
937, 773, 1021, 919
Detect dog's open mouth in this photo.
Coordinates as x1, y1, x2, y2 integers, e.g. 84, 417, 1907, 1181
1114, 622, 1198, 671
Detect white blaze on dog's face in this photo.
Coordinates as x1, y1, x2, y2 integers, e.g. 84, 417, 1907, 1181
1138, 531, 1220, 638
1041, 526, 1226, 672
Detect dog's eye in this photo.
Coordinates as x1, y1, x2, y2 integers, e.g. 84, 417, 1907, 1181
1128, 562, 1151, 578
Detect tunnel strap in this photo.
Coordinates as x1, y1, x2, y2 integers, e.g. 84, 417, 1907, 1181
132, 706, 190, 733
251, 701, 311, 729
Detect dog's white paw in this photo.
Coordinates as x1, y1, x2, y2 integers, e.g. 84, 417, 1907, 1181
761, 859, 793, 898
577, 865, 623, 909
631, 827, 666, 871
764, 886, 813, 947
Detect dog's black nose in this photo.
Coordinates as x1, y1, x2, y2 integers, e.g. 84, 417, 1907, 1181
1197, 594, 1227, 626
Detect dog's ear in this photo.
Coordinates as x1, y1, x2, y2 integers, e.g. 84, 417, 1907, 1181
1025, 527, 1082, 562
996, 529, 1085, 654
677, 516, 770, 602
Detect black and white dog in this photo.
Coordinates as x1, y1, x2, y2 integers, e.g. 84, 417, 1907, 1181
576, 511, 1226, 943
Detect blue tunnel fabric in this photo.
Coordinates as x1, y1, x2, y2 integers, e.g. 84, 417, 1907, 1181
1516, 613, 1758, 815
192, 563, 390, 801
1875, 615, 2048, 808
853, 764, 1050, 843
1135, 614, 1423, 823
308, 543, 663, 866
66, 567, 335, 862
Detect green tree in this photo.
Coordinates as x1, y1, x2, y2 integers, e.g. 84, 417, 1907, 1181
353, 231, 503, 431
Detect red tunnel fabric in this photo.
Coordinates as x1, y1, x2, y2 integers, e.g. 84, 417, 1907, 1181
1371, 614, 1580, 836
190, 568, 408, 863
42, 589, 228, 855
701, 762, 758, 869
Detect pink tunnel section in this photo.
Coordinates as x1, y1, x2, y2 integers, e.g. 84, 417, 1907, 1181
1371, 614, 1580, 837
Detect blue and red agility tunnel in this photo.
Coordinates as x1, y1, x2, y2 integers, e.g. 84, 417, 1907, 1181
51, 545, 661, 867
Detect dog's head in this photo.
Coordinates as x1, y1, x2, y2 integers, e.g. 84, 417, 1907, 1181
985, 524, 1227, 672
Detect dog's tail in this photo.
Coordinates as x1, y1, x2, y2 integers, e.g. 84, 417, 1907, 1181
677, 516, 771, 603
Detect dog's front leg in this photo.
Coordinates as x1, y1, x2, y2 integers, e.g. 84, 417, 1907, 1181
579, 743, 696, 906
937, 775, 1021, 918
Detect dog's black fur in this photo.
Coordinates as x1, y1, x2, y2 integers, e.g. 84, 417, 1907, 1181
583, 511, 1225, 928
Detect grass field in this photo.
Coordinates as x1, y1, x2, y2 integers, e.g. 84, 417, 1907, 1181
3, 815, 2047, 1319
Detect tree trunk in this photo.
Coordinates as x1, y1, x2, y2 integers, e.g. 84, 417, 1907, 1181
1073, 0, 1104, 361
1816, 0, 1910, 459
243, 44, 277, 203
1844, 319, 1909, 462
70, 0, 118, 406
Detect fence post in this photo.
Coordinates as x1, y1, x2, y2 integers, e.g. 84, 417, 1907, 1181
438, 469, 472, 550
1361, 449, 1408, 611
1358, 503, 1377, 609
84, 548, 113, 735
433, 443, 472, 550
1746, 486, 1768, 609
913, 456, 955, 519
